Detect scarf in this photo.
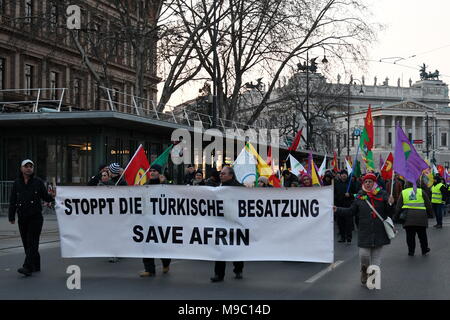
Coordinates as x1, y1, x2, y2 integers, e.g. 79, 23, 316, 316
361, 183, 382, 219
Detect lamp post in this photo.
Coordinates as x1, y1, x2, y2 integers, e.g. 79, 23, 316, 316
425, 111, 429, 159
303, 52, 328, 150
346, 78, 364, 157
211, 0, 219, 128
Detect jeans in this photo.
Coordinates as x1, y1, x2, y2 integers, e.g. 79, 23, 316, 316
359, 246, 383, 268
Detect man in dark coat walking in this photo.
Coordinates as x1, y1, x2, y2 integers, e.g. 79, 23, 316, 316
9, 159, 55, 276
210, 166, 245, 282
334, 170, 358, 243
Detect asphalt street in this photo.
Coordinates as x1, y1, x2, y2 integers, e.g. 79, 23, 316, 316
1, 212, 450, 300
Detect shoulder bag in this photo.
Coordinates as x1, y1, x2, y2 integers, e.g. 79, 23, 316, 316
365, 200, 397, 240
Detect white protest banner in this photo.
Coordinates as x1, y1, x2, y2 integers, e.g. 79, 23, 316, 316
55, 185, 334, 263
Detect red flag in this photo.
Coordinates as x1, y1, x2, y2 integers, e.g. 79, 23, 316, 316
331, 151, 339, 172
123, 145, 151, 185
363, 105, 374, 150
437, 165, 445, 177
381, 152, 394, 180
268, 174, 282, 188
288, 128, 303, 151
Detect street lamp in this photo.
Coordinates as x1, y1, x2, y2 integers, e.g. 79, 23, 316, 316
211, 0, 220, 128
425, 111, 429, 159
298, 51, 328, 150
346, 78, 364, 157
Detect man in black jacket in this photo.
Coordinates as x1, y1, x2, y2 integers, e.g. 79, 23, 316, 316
334, 170, 358, 244
9, 159, 55, 276
139, 164, 172, 277
210, 166, 245, 282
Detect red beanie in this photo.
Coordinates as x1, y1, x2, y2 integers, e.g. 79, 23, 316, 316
362, 173, 377, 182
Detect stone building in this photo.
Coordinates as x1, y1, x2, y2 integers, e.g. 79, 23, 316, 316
332, 78, 450, 169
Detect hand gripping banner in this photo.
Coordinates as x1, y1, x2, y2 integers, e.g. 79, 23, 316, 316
55, 185, 334, 263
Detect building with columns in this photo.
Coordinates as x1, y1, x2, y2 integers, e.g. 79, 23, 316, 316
335, 79, 450, 169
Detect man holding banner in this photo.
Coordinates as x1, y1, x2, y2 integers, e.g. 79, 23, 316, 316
211, 166, 245, 283
140, 164, 172, 277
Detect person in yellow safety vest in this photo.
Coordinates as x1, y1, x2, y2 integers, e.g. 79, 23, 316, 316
431, 176, 449, 229
395, 181, 433, 256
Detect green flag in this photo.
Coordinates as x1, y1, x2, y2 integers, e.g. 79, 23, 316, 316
151, 145, 174, 170
362, 150, 375, 171
354, 160, 362, 178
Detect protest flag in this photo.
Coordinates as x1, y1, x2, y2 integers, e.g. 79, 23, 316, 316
381, 152, 394, 180
288, 128, 303, 151
122, 144, 150, 186
233, 146, 257, 186
136, 145, 174, 185
246, 143, 281, 187
394, 124, 429, 191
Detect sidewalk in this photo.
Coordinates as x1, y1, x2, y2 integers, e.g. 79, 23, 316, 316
0, 209, 60, 250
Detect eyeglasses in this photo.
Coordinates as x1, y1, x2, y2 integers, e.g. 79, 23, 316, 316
149, 169, 157, 172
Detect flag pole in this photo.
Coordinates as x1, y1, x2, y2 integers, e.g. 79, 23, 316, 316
346, 137, 361, 193
390, 169, 395, 197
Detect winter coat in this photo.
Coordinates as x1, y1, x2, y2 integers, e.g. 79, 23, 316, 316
336, 189, 394, 248
184, 172, 195, 185
395, 189, 432, 228
9, 175, 54, 222
205, 177, 220, 187
334, 178, 358, 208
220, 178, 244, 187
111, 175, 128, 186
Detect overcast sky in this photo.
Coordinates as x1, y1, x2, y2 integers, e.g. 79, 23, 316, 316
360, 0, 450, 86
159, 0, 450, 106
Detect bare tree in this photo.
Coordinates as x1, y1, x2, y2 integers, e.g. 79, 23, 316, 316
273, 72, 348, 153
166, 0, 378, 123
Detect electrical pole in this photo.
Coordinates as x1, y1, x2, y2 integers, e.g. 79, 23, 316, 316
426, 112, 429, 159
211, 0, 218, 128
347, 83, 351, 158
306, 51, 310, 151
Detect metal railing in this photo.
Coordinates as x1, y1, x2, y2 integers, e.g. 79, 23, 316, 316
0, 181, 13, 206
99, 86, 261, 132
0, 87, 303, 144
0, 88, 67, 112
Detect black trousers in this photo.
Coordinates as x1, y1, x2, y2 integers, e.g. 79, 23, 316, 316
214, 261, 244, 278
142, 258, 171, 273
337, 215, 353, 240
405, 226, 428, 254
18, 214, 43, 271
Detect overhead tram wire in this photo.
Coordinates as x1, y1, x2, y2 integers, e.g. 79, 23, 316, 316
332, 56, 450, 79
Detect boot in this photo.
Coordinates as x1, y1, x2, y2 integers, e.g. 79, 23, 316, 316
360, 265, 368, 285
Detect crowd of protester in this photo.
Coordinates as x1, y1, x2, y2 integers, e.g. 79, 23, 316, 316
9, 157, 449, 287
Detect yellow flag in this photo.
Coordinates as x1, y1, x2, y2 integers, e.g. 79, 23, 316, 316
423, 160, 434, 188
311, 159, 321, 186
245, 143, 273, 178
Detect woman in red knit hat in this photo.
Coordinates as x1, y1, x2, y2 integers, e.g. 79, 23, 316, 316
334, 172, 395, 287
